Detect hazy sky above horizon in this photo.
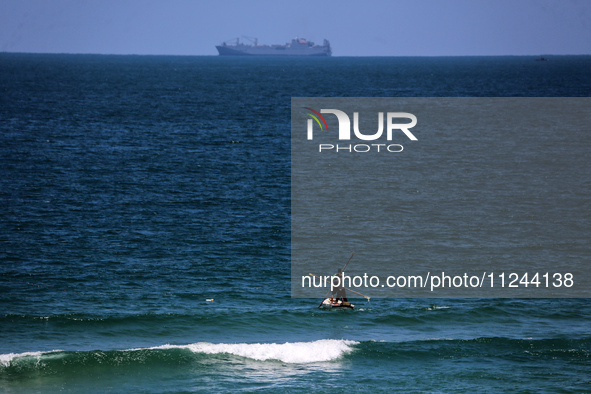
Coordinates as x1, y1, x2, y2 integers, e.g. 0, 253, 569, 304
0, 0, 589, 56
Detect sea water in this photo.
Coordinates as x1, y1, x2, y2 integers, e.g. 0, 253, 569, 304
1, 53, 590, 392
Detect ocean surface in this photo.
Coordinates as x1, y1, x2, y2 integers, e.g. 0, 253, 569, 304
1, 53, 590, 392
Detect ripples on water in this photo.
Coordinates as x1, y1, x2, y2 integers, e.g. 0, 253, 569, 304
1, 53, 590, 392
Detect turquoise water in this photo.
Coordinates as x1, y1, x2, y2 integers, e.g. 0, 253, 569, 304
1, 54, 590, 392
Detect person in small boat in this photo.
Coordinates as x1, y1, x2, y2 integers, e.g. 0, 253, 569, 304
332, 268, 348, 302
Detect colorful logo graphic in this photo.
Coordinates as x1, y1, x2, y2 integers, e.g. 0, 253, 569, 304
304, 107, 329, 132
303, 106, 418, 153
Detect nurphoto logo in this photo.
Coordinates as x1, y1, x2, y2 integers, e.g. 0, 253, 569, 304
304, 107, 418, 153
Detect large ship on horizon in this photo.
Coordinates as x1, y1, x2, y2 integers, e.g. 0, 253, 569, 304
216, 37, 331, 57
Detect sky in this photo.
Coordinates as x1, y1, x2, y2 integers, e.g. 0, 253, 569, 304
0, 0, 589, 56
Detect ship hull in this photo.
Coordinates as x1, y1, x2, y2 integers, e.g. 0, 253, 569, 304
216, 45, 330, 57
216, 38, 331, 57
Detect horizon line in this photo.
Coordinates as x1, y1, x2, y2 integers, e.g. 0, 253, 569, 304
2, 51, 590, 57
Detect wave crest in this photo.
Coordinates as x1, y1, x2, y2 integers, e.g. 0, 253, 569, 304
150, 339, 358, 363
0, 339, 358, 374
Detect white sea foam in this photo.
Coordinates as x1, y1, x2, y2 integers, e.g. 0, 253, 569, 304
1, 340, 357, 368
425, 305, 450, 311
148, 339, 358, 363
0, 351, 50, 367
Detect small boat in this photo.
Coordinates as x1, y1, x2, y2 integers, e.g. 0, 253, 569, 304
320, 298, 355, 309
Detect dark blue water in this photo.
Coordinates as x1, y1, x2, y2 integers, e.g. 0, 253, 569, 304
1, 53, 590, 392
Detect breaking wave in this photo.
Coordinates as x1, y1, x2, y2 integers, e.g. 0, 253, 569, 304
0, 339, 358, 377
146, 339, 357, 363
3, 337, 588, 379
